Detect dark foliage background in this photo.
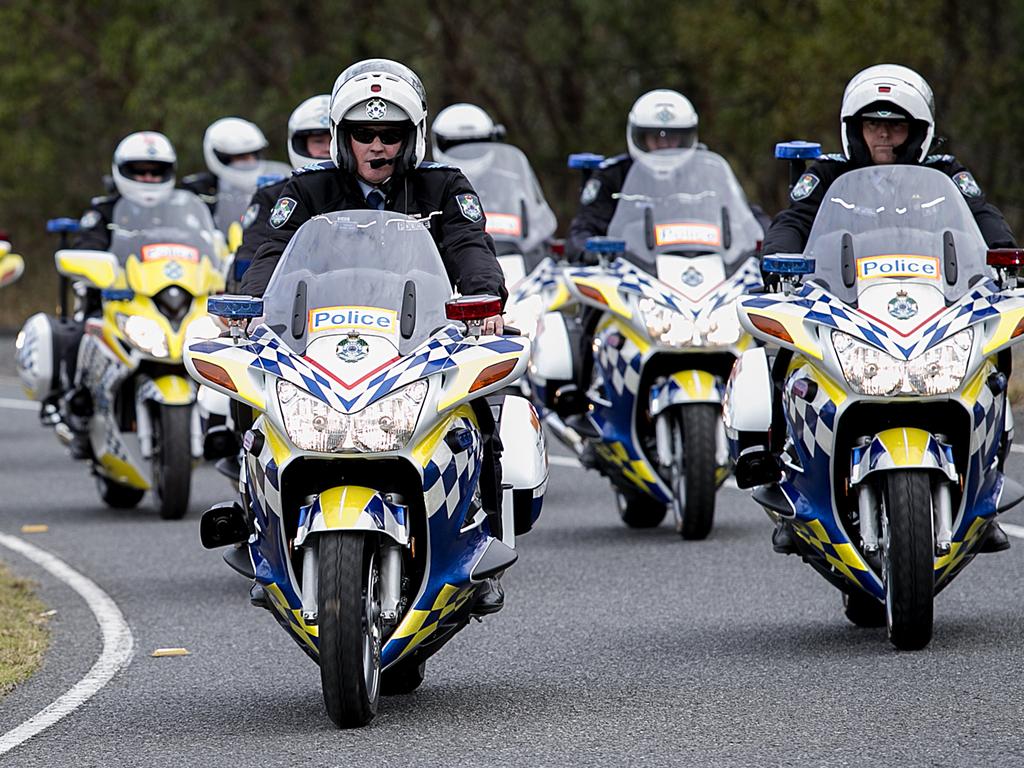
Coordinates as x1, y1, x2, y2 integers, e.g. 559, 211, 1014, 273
2, 0, 1021, 326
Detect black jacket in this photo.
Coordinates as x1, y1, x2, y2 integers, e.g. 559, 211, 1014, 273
566, 153, 773, 259
228, 177, 284, 292
73, 195, 119, 251
179, 171, 219, 212
763, 153, 1017, 255
240, 161, 507, 302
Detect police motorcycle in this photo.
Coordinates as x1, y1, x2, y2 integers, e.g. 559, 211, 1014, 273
726, 162, 1024, 650
186, 209, 547, 727
15, 191, 226, 518
0, 231, 25, 287
507, 149, 763, 538
442, 141, 558, 285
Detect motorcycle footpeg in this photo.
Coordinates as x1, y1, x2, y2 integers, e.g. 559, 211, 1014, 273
200, 501, 248, 549
734, 447, 782, 489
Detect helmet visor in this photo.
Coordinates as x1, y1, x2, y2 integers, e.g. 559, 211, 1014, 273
630, 126, 697, 153
118, 160, 175, 183
213, 149, 263, 168
291, 129, 332, 159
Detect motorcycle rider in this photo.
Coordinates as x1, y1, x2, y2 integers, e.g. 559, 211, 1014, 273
229, 95, 332, 291
240, 58, 508, 613
758, 64, 1017, 554
62, 132, 178, 456
567, 89, 771, 256
180, 117, 269, 212
430, 102, 506, 163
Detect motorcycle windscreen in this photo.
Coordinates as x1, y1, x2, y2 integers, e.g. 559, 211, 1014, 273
213, 161, 291, 236
262, 210, 453, 356
803, 165, 992, 307
443, 142, 558, 254
606, 148, 763, 273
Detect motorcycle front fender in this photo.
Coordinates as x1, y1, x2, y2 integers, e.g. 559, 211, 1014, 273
849, 427, 958, 486
139, 374, 197, 406
294, 485, 409, 547
649, 369, 721, 416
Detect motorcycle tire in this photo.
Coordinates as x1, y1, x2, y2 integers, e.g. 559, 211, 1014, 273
673, 404, 718, 540
615, 488, 667, 528
95, 475, 145, 509
319, 533, 382, 728
882, 470, 934, 651
842, 591, 886, 628
152, 404, 192, 520
381, 657, 426, 696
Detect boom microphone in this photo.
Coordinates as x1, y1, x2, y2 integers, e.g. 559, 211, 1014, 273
368, 157, 396, 169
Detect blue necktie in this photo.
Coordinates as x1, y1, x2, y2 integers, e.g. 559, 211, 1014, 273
366, 190, 385, 210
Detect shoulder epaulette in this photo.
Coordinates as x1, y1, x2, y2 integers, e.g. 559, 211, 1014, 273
292, 160, 337, 176
926, 154, 955, 164
257, 174, 286, 189
180, 172, 207, 185
599, 153, 629, 169
418, 161, 453, 170
88, 194, 117, 207
817, 153, 847, 162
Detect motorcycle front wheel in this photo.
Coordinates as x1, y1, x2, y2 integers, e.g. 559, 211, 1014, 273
670, 404, 717, 540
881, 470, 934, 650
319, 533, 382, 728
151, 404, 192, 520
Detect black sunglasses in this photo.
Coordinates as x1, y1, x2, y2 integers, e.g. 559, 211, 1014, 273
348, 126, 405, 145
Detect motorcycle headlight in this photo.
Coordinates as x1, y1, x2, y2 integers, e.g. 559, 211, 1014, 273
277, 378, 428, 453
116, 314, 169, 358
699, 303, 743, 347
905, 329, 973, 395
831, 329, 972, 396
638, 298, 692, 347
185, 315, 222, 341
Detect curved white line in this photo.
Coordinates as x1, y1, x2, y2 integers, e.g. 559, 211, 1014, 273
0, 397, 36, 411
0, 534, 134, 756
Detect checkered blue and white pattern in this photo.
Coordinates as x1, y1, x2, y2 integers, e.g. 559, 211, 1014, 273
784, 363, 837, 461
189, 324, 527, 413
422, 416, 482, 520
594, 322, 643, 397
509, 257, 564, 305
743, 278, 1013, 360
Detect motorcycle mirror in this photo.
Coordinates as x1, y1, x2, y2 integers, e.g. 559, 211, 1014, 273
208, 295, 264, 319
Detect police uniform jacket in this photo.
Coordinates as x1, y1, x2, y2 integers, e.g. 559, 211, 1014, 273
179, 171, 219, 212
241, 161, 507, 303
228, 177, 285, 292
763, 153, 1017, 255
73, 195, 119, 251
566, 153, 773, 259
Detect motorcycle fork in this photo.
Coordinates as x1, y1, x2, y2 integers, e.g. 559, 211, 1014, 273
299, 536, 405, 627
857, 474, 953, 558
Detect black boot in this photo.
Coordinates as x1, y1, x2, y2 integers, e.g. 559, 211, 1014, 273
979, 522, 1011, 553
471, 577, 505, 615
772, 520, 798, 555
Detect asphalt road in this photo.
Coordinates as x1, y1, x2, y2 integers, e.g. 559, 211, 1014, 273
2, 361, 1024, 767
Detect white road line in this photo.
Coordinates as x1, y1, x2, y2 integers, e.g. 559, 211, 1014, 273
0, 534, 134, 757
0, 397, 35, 411
1001, 523, 1024, 540
1013, 444, 1024, 455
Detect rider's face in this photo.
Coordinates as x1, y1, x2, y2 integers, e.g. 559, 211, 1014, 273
862, 119, 910, 164
643, 130, 684, 152
349, 125, 403, 184
305, 132, 332, 159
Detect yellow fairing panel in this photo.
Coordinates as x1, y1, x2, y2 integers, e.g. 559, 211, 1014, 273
389, 583, 474, 662
125, 255, 224, 297
55, 251, 120, 289
571, 275, 633, 319
873, 427, 932, 466
149, 375, 195, 405
412, 406, 477, 468
98, 454, 150, 490
0, 253, 24, 287
318, 486, 378, 528
672, 370, 717, 400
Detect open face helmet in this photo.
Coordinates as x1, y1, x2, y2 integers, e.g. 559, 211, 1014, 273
329, 58, 428, 175
626, 89, 699, 172
287, 95, 332, 169
431, 103, 505, 163
203, 117, 269, 189
111, 131, 177, 207
840, 64, 935, 165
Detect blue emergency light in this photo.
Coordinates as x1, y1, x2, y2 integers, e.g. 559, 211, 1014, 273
585, 237, 626, 255
208, 295, 264, 319
101, 289, 135, 302
774, 141, 822, 160
568, 153, 605, 170
47, 218, 80, 234
762, 255, 815, 276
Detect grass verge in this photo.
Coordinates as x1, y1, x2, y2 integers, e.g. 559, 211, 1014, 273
0, 560, 50, 697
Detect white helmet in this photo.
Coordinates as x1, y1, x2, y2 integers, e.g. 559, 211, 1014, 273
431, 103, 504, 162
329, 59, 428, 175
840, 64, 935, 164
203, 117, 269, 189
111, 131, 176, 207
287, 95, 332, 169
626, 89, 699, 170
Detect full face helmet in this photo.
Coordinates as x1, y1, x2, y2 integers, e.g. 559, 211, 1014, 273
287, 94, 332, 169
626, 89, 699, 172
840, 64, 935, 165
203, 117, 269, 189
329, 58, 428, 176
111, 131, 177, 207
